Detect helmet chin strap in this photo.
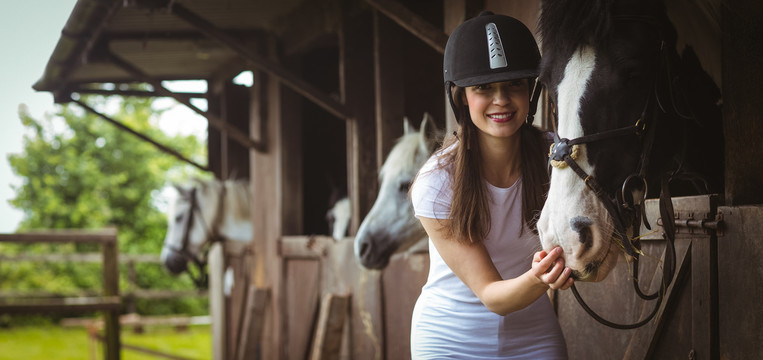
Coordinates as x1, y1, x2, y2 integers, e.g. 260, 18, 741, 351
446, 82, 458, 121
526, 79, 543, 125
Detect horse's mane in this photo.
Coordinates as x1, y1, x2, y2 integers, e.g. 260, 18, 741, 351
194, 178, 250, 221
379, 133, 424, 180
538, 0, 615, 55
379, 130, 439, 180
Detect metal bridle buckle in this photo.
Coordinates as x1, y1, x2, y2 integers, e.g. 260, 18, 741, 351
621, 174, 648, 209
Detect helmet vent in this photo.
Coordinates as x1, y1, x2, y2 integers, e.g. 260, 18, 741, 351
485, 23, 508, 69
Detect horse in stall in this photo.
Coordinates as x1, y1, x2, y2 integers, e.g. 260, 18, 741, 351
354, 113, 442, 269
536, 0, 723, 328
326, 194, 351, 241
161, 178, 252, 292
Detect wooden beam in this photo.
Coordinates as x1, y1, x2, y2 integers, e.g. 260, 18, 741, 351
72, 99, 211, 172
0, 296, 121, 313
279, 236, 335, 259
0, 228, 117, 244
105, 51, 266, 153
309, 293, 350, 360
167, 2, 352, 121
365, 0, 449, 54
0, 253, 160, 263
71, 87, 205, 98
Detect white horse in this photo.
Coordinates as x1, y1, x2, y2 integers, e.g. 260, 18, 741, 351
161, 179, 252, 290
354, 113, 442, 269
326, 196, 351, 241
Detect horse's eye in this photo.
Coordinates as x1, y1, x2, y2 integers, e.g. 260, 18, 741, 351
175, 214, 184, 223
399, 181, 411, 192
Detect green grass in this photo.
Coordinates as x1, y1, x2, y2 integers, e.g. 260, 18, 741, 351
0, 324, 211, 360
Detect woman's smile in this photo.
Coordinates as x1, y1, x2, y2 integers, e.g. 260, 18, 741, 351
487, 112, 515, 123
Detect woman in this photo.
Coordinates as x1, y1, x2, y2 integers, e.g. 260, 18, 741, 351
410, 11, 573, 359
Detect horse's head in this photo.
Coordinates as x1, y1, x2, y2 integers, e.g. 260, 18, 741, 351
326, 196, 351, 241
161, 179, 251, 281
354, 113, 441, 269
537, 0, 680, 281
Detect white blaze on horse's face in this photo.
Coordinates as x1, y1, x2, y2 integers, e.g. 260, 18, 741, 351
538, 45, 619, 282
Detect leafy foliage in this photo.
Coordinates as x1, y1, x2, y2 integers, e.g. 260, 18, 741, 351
3, 93, 211, 318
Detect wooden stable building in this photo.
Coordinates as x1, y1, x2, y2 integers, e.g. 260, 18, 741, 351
34, 0, 761, 359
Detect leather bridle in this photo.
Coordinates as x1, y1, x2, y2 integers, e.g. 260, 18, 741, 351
546, 32, 683, 329
163, 185, 227, 288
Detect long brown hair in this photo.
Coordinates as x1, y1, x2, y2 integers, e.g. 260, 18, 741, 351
429, 85, 549, 244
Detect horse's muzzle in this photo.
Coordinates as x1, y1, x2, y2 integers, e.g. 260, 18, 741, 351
162, 250, 189, 275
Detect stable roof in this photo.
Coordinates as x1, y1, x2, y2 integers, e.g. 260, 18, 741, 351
33, 0, 338, 102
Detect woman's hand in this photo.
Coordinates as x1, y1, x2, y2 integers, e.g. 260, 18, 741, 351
531, 247, 574, 290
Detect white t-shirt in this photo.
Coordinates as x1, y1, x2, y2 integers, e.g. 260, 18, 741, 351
410, 151, 567, 359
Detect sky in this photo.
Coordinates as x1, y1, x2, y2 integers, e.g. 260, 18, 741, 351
0, 1, 216, 233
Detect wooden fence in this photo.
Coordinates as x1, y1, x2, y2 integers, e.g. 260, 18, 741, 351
0, 229, 121, 360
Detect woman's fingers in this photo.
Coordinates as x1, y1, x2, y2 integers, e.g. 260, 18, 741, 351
543, 259, 564, 285
532, 247, 575, 290
549, 267, 573, 290
538, 247, 561, 270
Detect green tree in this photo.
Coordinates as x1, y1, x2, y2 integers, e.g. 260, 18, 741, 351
3, 93, 211, 317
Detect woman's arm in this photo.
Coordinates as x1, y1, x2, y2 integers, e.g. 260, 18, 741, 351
419, 216, 573, 316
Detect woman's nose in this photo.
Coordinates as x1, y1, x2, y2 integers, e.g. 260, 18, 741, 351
493, 89, 510, 105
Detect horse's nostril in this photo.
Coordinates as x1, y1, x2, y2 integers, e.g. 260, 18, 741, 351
570, 216, 594, 246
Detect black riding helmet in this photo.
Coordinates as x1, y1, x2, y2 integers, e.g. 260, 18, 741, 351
444, 11, 542, 123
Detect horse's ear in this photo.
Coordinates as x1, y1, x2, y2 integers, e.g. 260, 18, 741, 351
419, 112, 439, 147
403, 116, 412, 134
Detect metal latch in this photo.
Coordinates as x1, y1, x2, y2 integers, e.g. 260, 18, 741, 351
656, 211, 724, 236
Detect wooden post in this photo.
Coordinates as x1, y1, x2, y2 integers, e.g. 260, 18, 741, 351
209, 242, 226, 360
721, 0, 763, 206
442, 0, 467, 133
373, 10, 405, 169
341, 3, 377, 235
309, 293, 350, 360
235, 286, 271, 360
101, 230, 121, 360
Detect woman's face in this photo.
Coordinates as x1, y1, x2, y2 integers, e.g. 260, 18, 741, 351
464, 79, 530, 140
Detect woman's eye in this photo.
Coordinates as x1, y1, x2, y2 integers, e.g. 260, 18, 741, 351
474, 84, 491, 91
